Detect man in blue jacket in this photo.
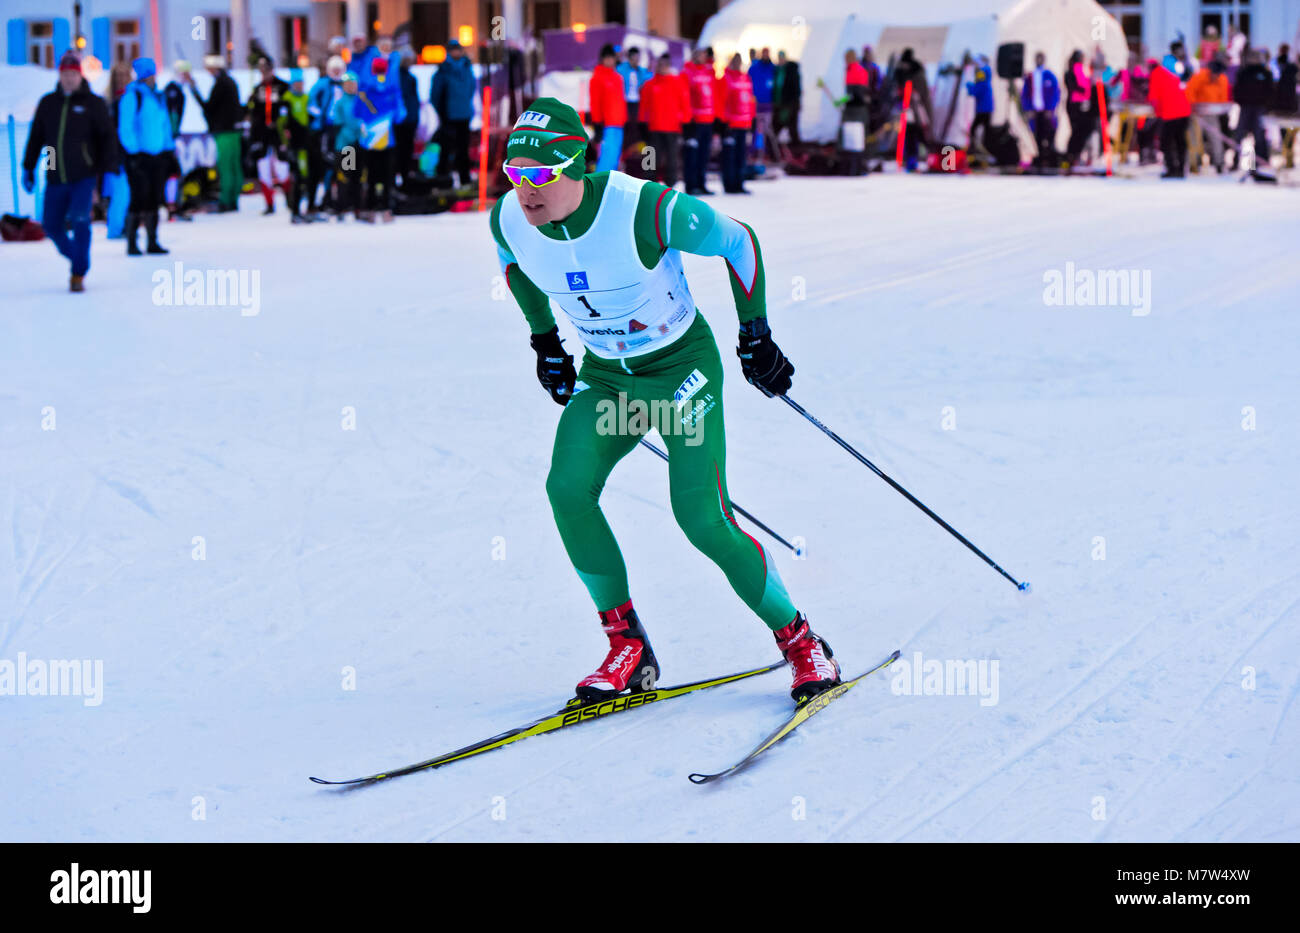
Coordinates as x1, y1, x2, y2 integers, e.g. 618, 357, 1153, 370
1021, 52, 1061, 170
966, 54, 995, 154
429, 39, 477, 188
616, 46, 651, 144
307, 55, 346, 214
355, 55, 406, 220
22, 51, 116, 291
118, 56, 174, 254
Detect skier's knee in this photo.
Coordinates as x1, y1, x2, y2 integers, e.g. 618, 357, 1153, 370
546, 464, 596, 518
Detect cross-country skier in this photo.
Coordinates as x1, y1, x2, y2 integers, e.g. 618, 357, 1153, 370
490, 98, 841, 705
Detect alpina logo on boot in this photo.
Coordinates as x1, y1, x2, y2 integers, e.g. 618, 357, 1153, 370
606, 645, 635, 672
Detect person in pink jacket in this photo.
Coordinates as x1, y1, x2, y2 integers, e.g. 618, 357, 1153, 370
719, 53, 755, 193
1064, 49, 1095, 168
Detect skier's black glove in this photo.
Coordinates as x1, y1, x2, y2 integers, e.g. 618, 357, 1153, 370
530, 327, 577, 406
736, 318, 794, 397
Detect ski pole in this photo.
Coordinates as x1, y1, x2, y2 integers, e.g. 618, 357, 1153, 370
777, 395, 1030, 592
637, 439, 797, 553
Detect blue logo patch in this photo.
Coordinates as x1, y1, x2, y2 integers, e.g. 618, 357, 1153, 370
566, 271, 589, 291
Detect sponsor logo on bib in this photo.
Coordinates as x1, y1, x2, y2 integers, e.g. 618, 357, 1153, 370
566, 271, 589, 291
674, 369, 708, 410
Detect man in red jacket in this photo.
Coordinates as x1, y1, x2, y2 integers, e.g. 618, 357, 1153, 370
719, 53, 756, 193
589, 44, 627, 171
640, 54, 692, 188
1148, 57, 1191, 177
683, 48, 717, 195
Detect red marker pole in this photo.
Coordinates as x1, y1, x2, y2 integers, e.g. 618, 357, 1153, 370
896, 80, 913, 169
478, 86, 491, 211
1097, 81, 1112, 176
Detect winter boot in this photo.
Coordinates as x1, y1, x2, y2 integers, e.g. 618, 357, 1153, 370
125, 213, 142, 256
774, 614, 840, 704
575, 601, 660, 701
144, 213, 168, 254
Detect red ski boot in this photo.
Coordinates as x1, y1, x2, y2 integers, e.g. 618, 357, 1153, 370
774, 614, 841, 704
575, 601, 661, 701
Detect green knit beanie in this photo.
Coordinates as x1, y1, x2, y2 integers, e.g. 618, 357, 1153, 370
505, 98, 589, 179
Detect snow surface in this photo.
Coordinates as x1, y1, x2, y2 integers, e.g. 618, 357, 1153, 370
2, 173, 1297, 841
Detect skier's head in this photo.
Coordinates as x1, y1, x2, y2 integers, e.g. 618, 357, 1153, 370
504, 98, 589, 226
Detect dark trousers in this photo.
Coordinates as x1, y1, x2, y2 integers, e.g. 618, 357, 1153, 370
969, 111, 992, 150
647, 130, 681, 187
126, 152, 167, 212
1066, 101, 1096, 160
773, 104, 801, 145
683, 121, 713, 190
306, 129, 327, 210
1030, 113, 1055, 167
363, 147, 395, 211
1235, 105, 1270, 161
42, 175, 96, 276
437, 119, 471, 186
721, 126, 748, 191
337, 158, 362, 214
395, 120, 417, 184
1161, 116, 1189, 176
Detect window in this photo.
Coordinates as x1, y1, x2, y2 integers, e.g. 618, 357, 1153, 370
1097, 1, 1142, 53
280, 14, 309, 65
205, 15, 232, 63
677, 0, 718, 43
604, 0, 626, 25
411, 1, 450, 48
532, 2, 562, 35
113, 19, 140, 65
29, 21, 53, 68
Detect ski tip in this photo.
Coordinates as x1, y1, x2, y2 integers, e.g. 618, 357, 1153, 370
1018, 581, 1032, 594
687, 772, 716, 785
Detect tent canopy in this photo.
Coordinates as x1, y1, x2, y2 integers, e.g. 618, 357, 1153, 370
699, 0, 1130, 146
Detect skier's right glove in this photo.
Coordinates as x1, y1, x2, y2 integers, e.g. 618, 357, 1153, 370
737, 318, 794, 397
529, 327, 577, 406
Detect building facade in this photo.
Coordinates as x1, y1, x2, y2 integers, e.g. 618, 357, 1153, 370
6, 1, 1299, 71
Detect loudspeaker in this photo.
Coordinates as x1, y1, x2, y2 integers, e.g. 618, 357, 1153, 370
997, 43, 1025, 79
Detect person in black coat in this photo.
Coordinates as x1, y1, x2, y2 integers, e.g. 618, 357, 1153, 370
395, 50, 420, 185
188, 55, 244, 210
1274, 45, 1298, 114
1234, 49, 1275, 162
22, 51, 116, 291
773, 51, 802, 145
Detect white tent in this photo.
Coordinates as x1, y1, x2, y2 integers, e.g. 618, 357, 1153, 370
699, 0, 1131, 151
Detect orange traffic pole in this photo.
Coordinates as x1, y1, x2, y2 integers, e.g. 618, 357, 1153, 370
897, 80, 912, 169
479, 86, 491, 211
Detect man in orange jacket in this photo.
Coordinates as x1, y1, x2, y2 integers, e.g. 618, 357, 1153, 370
1186, 58, 1231, 171
640, 54, 692, 188
589, 44, 627, 171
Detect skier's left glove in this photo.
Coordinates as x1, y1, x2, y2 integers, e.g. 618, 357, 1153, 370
737, 318, 794, 397
529, 327, 577, 406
